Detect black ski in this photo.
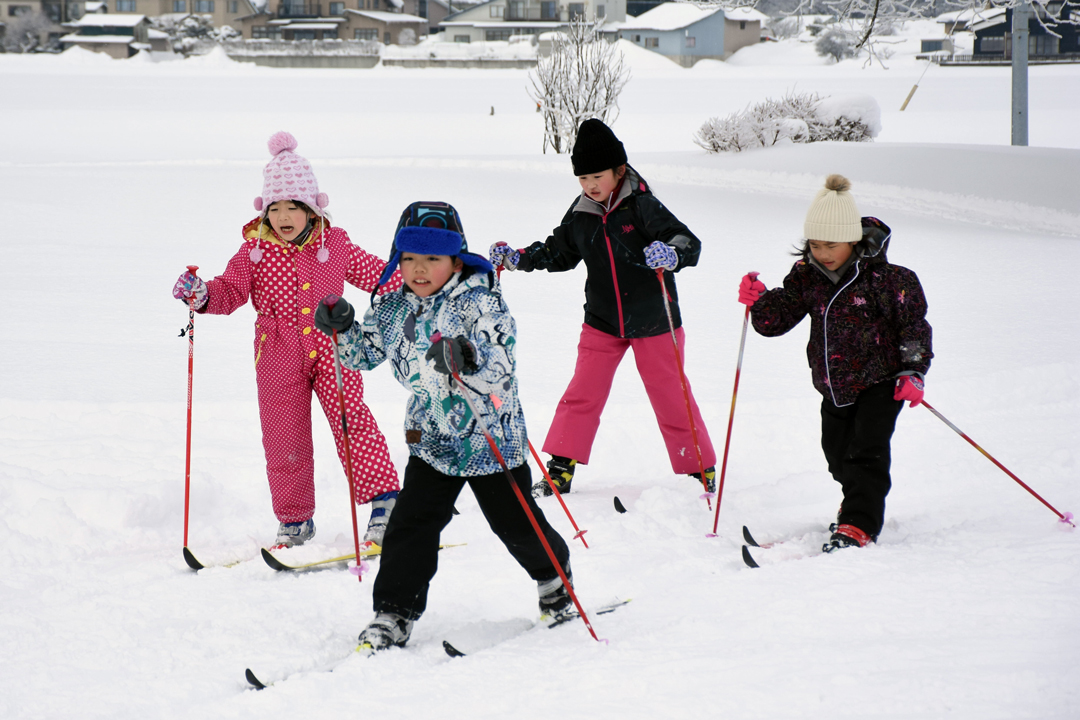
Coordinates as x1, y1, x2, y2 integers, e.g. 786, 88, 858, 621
245, 668, 268, 689
614, 496, 627, 513
183, 547, 204, 570
741, 545, 761, 568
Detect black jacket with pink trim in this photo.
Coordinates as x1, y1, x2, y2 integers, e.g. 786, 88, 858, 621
517, 167, 701, 339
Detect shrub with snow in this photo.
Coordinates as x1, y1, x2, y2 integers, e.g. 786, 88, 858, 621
693, 92, 880, 154
151, 15, 240, 56
815, 26, 858, 62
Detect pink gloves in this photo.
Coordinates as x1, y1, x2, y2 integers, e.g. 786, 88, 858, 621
894, 376, 925, 407
173, 270, 208, 310
738, 272, 765, 306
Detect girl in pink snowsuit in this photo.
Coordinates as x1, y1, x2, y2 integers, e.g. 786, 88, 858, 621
172, 131, 401, 548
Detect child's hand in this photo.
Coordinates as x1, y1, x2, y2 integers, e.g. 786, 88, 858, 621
738, 272, 765, 306
644, 241, 678, 271
425, 336, 476, 375
893, 375, 925, 407
173, 270, 208, 310
314, 295, 355, 335
489, 242, 521, 271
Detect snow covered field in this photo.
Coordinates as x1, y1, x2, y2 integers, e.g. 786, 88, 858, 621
1, 30, 1078, 720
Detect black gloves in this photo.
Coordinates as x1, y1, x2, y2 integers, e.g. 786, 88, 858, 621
314, 295, 355, 336
425, 336, 476, 375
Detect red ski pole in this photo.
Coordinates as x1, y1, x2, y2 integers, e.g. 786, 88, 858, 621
182, 265, 198, 553
439, 341, 601, 641
655, 269, 711, 507
709, 276, 756, 536
528, 439, 589, 548
322, 295, 366, 580
920, 400, 1075, 527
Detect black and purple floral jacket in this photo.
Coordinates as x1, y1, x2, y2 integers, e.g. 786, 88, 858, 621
750, 218, 932, 407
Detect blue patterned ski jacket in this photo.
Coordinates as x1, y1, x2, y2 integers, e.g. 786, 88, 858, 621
337, 270, 527, 477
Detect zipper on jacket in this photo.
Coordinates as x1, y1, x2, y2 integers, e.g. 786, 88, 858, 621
255, 331, 267, 367
821, 261, 861, 408
600, 212, 626, 337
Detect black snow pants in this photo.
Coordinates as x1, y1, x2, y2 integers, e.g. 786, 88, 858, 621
372, 455, 570, 620
820, 381, 904, 540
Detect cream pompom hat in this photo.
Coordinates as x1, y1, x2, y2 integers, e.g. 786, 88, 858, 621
804, 174, 862, 243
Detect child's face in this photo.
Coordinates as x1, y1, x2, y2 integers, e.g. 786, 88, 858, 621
400, 253, 463, 297
808, 240, 854, 271
578, 167, 625, 203
267, 200, 311, 242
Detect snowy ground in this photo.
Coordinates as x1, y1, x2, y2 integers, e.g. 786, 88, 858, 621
1, 28, 1078, 720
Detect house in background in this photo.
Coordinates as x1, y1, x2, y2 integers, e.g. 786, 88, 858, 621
971, 4, 1079, 59
606, 2, 765, 66
438, 0, 624, 43
59, 12, 171, 56
232, 1, 425, 41
84, 0, 261, 31
398, 0, 483, 35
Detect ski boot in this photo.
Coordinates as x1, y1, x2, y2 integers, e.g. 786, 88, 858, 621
363, 491, 398, 547
357, 612, 414, 655
273, 518, 315, 549
538, 567, 576, 624
822, 524, 874, 553
532, 456, 576, 497
690, 466, 717, 494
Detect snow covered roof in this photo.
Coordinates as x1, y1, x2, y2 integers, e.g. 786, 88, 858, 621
969, 7, 1007, 32
61, 33, 135, 43
279, 22, 341, 29
346, 9, 425, 22
724, 6, 768, 23
70, 13, 146, 27
614, 3, 721, 32
440, 19, 562, 28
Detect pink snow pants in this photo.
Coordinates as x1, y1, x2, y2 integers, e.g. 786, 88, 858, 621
255, 315, 399, 523
543, 323, 716, 474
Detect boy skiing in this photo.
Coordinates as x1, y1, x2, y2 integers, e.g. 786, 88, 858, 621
315, 201, 572, 652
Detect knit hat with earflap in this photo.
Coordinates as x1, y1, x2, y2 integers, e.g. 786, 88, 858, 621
250, 131, 332, 264
571, 119, 628, 176
254, 131, 329, 219
804, 174, 862, 243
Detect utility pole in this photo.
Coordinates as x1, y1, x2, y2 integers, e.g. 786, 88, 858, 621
1011, 0, 1031, 146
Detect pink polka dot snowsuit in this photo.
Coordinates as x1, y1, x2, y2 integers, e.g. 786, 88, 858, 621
201, 216, 402, 523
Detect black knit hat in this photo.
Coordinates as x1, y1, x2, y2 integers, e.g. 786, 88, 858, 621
571, 119, 627, 175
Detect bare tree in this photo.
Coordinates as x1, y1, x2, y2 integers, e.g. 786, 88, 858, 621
528, 20, 631, 154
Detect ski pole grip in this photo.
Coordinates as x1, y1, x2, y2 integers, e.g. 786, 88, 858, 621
187, 265, 199, 277
323, 294, 340, 310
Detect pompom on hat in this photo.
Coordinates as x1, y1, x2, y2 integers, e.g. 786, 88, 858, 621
571, 118, 627, 176
804, 174, 862, 243
253, 131, 329, 218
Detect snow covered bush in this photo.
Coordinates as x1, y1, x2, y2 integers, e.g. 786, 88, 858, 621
694, 92, 880, 154
2, 12, 56, 53
815, 26, 858, 62
151, 15, 240, 56
528, 20, 631, 154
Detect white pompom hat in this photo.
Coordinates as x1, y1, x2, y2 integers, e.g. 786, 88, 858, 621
804, 174, 861, 243
254, 131, 329, 218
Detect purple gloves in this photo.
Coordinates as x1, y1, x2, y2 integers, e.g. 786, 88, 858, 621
489, 242, 521, 271
644, 241, 678, 271
173, 270, 208, 310
894, 376, 925, 407
738, 272, 765, 306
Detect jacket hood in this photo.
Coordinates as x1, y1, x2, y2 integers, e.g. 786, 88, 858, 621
573, 165, 649, 215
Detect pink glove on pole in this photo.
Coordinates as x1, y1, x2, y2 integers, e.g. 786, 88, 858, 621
173, 269, 208, 310
738, 272, 764, 306
894, 375, 925, 407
